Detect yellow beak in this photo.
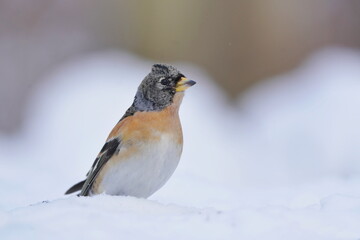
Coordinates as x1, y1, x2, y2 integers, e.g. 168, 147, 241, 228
176, 77, 196, 92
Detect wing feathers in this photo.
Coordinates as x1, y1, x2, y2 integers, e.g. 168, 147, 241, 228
78, 138, 121, 196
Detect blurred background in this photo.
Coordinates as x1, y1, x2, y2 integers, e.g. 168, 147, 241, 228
2, 0, 360, 134
1, 0, 360, 210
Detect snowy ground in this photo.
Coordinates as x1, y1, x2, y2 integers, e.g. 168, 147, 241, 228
1, 48, 360, 239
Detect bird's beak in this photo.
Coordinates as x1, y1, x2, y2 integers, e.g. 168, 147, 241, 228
176, 77, 196, 92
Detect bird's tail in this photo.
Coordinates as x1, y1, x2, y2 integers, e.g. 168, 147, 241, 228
65, 180, 86, 195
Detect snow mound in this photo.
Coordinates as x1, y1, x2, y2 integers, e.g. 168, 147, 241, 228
237, 47, 360, 185
1, 194, 360, 239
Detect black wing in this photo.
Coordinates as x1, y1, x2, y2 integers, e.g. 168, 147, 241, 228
78, 138, 121, 196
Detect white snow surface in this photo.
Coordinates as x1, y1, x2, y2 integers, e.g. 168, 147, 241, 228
1, 48, 360, 239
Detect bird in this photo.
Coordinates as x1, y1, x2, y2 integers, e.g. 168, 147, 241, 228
65, 64, 196, 197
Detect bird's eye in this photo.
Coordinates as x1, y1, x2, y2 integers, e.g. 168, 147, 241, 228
160, 78, 170, 85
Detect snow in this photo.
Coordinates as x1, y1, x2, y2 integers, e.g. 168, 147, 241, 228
1, 48, 360, 239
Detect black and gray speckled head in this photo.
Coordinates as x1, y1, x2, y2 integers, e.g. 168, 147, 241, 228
120, 64, 195, 121
134, 64, 192, 111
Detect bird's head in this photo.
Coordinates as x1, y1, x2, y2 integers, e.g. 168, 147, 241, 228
134, 64, 196, 111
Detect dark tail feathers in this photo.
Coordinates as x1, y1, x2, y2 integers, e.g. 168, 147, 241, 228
65, 180, 86, 195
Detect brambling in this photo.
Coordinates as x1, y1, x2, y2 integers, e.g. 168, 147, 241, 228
65, 64, 196, 197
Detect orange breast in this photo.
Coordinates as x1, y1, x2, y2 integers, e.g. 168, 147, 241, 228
107, 92, 184, 145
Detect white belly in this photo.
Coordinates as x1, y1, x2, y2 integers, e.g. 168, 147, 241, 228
98, 134, 182, 198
